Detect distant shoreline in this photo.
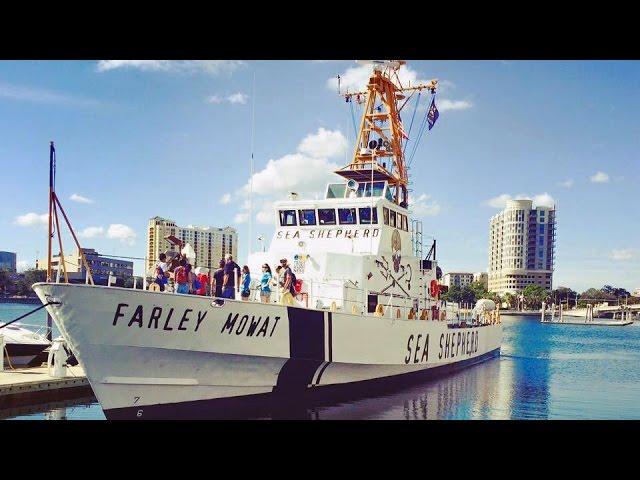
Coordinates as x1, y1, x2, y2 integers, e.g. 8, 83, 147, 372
0, 296, 41, 305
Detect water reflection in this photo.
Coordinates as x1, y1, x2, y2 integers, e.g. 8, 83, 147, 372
1, 396, 99, 420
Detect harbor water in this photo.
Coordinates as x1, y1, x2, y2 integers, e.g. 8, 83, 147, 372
2, 303, 640, 420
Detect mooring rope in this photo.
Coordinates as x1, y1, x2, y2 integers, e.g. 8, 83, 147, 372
0, 301, 58, 330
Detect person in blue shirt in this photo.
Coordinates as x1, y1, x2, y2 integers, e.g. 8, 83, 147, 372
260, 264, 272, 303
222, 254, 241, 299
240, 265, 251, 302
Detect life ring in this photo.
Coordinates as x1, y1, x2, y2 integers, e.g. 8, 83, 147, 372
430, 280, 439, 298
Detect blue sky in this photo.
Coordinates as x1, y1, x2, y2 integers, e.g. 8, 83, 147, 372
0, 60, 638, 292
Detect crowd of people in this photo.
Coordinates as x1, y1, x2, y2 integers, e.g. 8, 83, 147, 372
152, 253, 298, 304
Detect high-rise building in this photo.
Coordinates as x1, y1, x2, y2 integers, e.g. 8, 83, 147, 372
36, 248, 133, 283
443, 272, 474, 288
474, 272, 488, 289
488, 199, 556, 295
0, 251, 17, 272
146, 217, 238, 273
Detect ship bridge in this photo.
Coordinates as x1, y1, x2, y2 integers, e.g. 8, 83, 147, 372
267, 179, 413, 258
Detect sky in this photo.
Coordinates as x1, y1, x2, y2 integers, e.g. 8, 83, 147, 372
0, 60, 638, 293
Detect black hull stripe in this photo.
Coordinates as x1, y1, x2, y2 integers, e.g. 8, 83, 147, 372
327, 312, 333, 362
314, 361, 331, 386
287, 306, 324, 361
104, 348, 500, 420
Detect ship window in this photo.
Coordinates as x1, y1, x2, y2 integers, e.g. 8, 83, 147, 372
359, 207, 378, 224
298, 209, 317, 226
372, 182, 385, 197
318, 208, 336, 225
326, 183, 347, 199
383, 207, 389, 225
338, 208, 357, 225
279, 210, 297, 227
386, 186, 395, 202
390, 210, 397, 228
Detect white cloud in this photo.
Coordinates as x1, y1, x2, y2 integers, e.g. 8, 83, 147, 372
107, 224, 137, 245
16, 260, 31, 272
0, 82, 100, 108
245, 153, 340, 197
96, 60, 244, 75
14, 212, 48, 227
410, 193, 441, 217
590, 171, 609, 183
220, 193, 232, 204
234, 212, 249, 224
230, 128, 348, 226
532, 193, 555, 208
484, 193, 555, 209
207, 92, 249, 105
78, 226, 104, 238
297, 127, 348, 159
70, 193, 94, 204
328, 63, 431, 93
227, 92, 248, 104
558, 179, 574, 188
243, 128, 346, 198
610, 249, 636, 261
485, 194, 513, 209
206, 95, 223, 104
437, 99, 473, 111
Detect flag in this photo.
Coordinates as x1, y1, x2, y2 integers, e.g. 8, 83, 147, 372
396, 113, 409, 140
427, 98, 439, 130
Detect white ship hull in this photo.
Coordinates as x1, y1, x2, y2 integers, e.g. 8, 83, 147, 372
33, 283, 502, 419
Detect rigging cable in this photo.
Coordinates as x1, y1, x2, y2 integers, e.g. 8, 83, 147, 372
403, 91, 421, 156
348, 98, 358, 140
408, 93, 436, 167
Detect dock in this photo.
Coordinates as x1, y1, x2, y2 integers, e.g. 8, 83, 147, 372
540, 301, 635, 326
541, 318, 633, 326
0, 366, 92, 409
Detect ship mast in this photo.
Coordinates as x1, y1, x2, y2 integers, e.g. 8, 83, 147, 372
336, 60, 437, 207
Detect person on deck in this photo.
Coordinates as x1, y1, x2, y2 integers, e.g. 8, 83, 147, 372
154, 253, 170, 292
279, 258, 296, 306
240, 266, 251, 302
222, 254, 241, 299
174, 258, 190, 294
211, 260, 225, 297
195, 269, 209, 296
260, 264, 272, 303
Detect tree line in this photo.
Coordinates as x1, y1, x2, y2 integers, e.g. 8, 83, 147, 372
440, 282, 638, 310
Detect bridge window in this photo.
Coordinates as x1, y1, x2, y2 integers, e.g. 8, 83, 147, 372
318, 208, 336, 225
279, 210, 297, 227
398, 213, 406, 231
359, 207, 378, 224
326, 183, 346, 199
383, 207, 389, 225
338, 208, 357, 225
298, 209, 317, 226
390, 210, 397, 228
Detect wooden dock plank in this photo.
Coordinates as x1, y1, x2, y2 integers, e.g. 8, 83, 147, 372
0, 366, 93, 408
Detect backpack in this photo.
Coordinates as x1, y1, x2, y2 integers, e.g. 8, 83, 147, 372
175, 267, 188, 284
286, 268, 297, 295
193, 275, 202, 291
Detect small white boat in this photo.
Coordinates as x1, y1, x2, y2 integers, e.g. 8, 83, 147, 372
1, 323, 51, 367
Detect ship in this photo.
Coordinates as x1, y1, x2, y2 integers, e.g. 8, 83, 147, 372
33, 60, 502, 419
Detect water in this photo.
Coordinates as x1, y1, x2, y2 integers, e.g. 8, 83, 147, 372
2, 304, 639, 420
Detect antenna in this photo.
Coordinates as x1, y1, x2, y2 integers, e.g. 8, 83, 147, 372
248, 70, 256, 261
